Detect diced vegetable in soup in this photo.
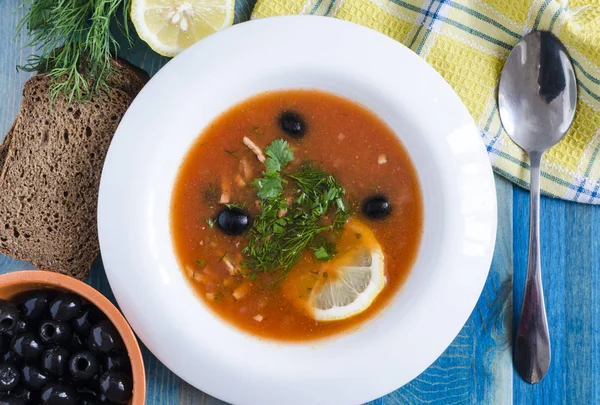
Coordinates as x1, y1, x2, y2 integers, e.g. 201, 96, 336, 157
170, 90, 423, 341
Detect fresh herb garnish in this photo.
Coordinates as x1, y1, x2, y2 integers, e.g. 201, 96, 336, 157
225, 203, 246, 210
253, 172, 286, 199
242, 140, 351, 279
311, 237, 337, 261
206, 218, 216, 229
252, 139, 294, 198
17, 0, 133, 103
224, 149, 239, 160
313, 246, 332, 261
265, 139, 295, 172
218, 252, 227, 262
195, 259, 206, 267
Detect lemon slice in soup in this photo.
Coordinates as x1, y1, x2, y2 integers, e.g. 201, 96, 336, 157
131, 0, 235, 57
308, 220, 386, 322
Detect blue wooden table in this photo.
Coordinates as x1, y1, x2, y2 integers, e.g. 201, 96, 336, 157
2, 3, 600, 404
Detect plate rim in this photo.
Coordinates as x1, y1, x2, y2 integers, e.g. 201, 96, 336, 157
98, 15, 497, 405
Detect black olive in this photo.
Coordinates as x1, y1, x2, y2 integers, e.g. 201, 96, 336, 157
11, 333, 45, 359
4, 319, 30, 339
21, 363, 49, 390
279, 111, 307, 138
104, 351, 131, 372
49, 294, 82, 322
17, 290, 52, 321
99, 372, 133, 404
2, 350, 20, 366
40, 382, 77, 405
10, 386, 34, 403
68, 333, 85, 353
39, 320, 72, 346
0, 396, 25, 405
71, 306, 99, 336
0, 300, 19, 333
88, 321, 123, 353
42, 347, 70, 377
362, 195, 391, 219
0, 363, 19, 392
68, 351, 99, 381
76, 389, 98, 405
0, 334, 6, 354
217, 207, 250, 236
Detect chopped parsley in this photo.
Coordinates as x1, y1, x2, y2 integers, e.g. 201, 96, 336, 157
265, 139, 295, 172
311, 237, 337, 261
313, 246, 332, 261
242, 139, 351, 280
253, 172, 286, 199
253, 139, 294, 199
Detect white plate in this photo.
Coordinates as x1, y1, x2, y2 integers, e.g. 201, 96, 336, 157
98, 16, 497, 405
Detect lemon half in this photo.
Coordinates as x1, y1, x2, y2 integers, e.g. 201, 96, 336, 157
308, 220, 386, 322
131, 0, 235, 57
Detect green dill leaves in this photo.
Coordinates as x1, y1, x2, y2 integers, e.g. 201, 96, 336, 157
225, 149, 240, 160
290, 165, 348, 219
265, 139, 295, 172
206, 218, 216, 229
17, 0, 133, 103
242, 139, 351, 279
225, 203, 246, 210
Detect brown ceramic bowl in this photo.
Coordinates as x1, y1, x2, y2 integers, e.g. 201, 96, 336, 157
0, 270, 146, 404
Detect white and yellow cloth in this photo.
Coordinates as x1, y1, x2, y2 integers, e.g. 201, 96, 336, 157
250, 0, 600, 204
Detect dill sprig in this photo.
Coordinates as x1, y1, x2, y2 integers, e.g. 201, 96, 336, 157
242, 140, 351, 279
16, 0, 132, 102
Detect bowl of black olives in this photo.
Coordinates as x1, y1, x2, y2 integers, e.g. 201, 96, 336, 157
0, 271, 145, 405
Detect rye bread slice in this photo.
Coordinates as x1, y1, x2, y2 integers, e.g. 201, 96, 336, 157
109, 58, 150, 98
0, 120, 16, 173
0, 67, 148, 279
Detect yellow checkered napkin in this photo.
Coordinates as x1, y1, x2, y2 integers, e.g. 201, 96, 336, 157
251, 0, 600, 203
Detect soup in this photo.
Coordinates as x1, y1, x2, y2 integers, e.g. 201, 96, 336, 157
171, 90, 423, 341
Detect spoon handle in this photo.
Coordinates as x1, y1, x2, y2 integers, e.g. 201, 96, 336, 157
514, 152, 551, 383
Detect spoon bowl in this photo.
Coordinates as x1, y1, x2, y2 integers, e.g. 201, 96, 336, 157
499, 31, 577, 154
498, 30, 577, 384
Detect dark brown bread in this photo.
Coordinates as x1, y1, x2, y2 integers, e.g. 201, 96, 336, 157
0, 67, 148, 279
0, 121, 15, 173
109, 58, 150, 98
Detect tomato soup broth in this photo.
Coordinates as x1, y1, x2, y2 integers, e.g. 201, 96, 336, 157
171, 90, 423, 341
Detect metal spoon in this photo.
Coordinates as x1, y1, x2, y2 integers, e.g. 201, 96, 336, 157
498, 31, 577, 384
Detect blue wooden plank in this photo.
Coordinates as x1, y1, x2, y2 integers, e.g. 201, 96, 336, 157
564, 201, 597, 404
0, 2, 34, 135
512, 184, 600, 405
591, 206, 600, 405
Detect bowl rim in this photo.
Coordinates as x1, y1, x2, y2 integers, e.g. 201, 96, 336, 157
98, 15, 497, 405
0, 270, 146, 405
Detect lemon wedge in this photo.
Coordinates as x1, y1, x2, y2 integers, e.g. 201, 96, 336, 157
131, 0, 235, 57
308, 220, 386, 322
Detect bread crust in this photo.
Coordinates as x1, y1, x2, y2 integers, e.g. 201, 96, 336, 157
0, 65, 148, 279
